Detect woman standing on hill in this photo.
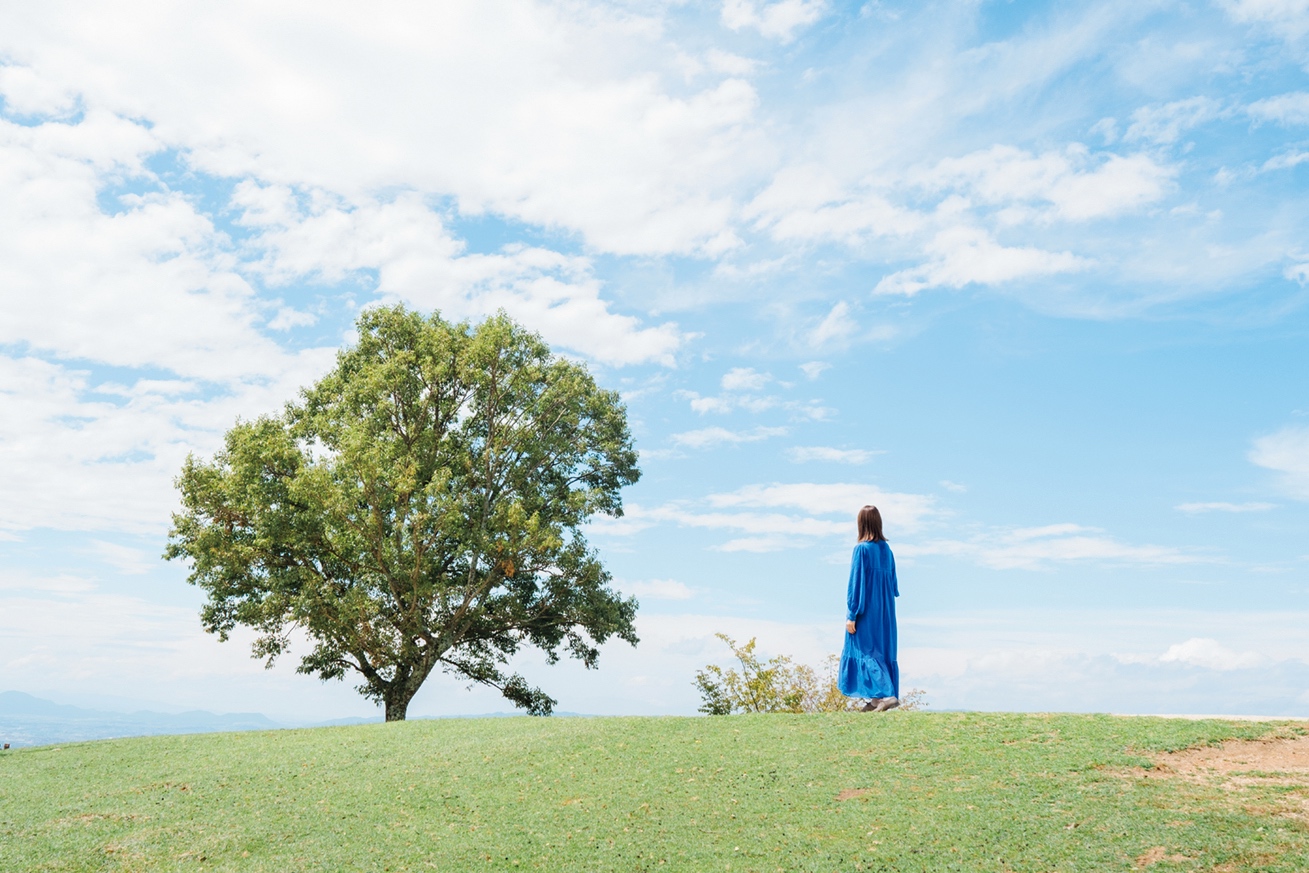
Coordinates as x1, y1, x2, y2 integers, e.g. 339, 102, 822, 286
839, 505, 900, 712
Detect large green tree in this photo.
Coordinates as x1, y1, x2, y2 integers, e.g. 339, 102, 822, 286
166, 306, 640, 720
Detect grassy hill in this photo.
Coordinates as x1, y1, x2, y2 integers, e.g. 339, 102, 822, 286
2, 712, 1306, 872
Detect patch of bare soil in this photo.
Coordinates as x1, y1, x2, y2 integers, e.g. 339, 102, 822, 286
1147, 735, 1309, 782
1135, 846, 1191, 868
1135, 734, 1309, 826
836, 788, 870, 801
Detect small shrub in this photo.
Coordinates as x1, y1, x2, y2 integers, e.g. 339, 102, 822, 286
693, 633, 927, 714
899, 688, 927, 711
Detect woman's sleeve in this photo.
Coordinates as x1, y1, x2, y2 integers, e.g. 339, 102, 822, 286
846, 548, 866, 621
890, 548, 899, 598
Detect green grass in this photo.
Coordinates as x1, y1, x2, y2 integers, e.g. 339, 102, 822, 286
2, 712, 1307, 872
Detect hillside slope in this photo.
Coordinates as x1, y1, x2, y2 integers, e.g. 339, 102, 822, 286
1, 712, 1306, 871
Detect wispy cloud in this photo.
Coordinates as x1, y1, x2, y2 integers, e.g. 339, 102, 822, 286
902, 524, 1204, 571
875, 227, 1092, 296
720, 0, 829, 43
1124, 97, 1222, 144
921, 144, 1175, 221
787, 446, 878, 464
669, 425, 788, 449
720, 367, 770, 392
1158, 637, 1265, 671
679, 368, 775, 414
90, 540, 156, 575
1248, 91, 1309, 125
234, 184, 685, 366
798, 362, 829, 380
1250, 426, 1309, 499
706, 482, 936, 532
1175, 501, 1275, 514
807, 301, 857, 347
589, 481, 936, 552
1223, 0, 1309, 41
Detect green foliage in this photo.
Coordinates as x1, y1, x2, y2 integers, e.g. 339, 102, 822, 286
3, 714, 1306, 871
165, 305, 640, 719
694, 633, 924, 714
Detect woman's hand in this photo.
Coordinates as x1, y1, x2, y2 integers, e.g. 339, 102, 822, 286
845, 620, 856, 634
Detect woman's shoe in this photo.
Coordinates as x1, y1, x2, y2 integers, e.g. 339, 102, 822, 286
860, 700, 879, 712
873, 697, 899, 712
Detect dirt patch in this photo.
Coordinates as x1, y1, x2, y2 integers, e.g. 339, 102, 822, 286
1135, 846, 1190, 867
1147, 735, 1309, 781
1132, 734, 1309, 825
836, 788, 870, 801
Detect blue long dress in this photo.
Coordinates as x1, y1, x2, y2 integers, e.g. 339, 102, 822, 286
838, 540, 899, 699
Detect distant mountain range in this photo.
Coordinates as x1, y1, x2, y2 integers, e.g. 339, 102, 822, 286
0, 691, 587, 748
0, 691, 288, 747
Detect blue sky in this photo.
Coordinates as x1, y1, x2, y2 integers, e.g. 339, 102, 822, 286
1, 0, 1307, 721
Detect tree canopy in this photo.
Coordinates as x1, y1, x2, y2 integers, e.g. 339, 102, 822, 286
165, 306, 640, 720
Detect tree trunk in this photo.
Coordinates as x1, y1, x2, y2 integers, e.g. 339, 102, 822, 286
382, 654, 439, 721
384, 691, 412, 721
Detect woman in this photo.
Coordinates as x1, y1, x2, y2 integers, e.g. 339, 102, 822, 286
839, 505, 899, 712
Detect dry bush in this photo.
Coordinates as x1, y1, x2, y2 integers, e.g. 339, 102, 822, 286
694, 633, 926, 714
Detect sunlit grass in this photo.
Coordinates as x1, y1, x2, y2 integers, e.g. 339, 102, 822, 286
2, 712, 1306, 871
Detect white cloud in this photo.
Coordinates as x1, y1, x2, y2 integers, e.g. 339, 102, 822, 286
939, 480, 967, 493
0, 577, 386, 721
716, 536, 802, 552
266, 306, 319, 331
798, 361, 829, 380
1286, 260, 1309, 282
748, 142, 1173, 274
669, 425, 788, 448
1124, 97, 1222, 144
0, 64, 78, 117
1159, 637, 1266, 671
721, 0, 828, 43
0, 112, 302, 382
0, 354, 326, 535
594, 482, 933, 552
1175, 501, 1275, 513
744, 164, 923, 246
605, 503, 848, 544
683, 393, 735, 414
923, 145, 1174, 222
875, 226, 1092, 296
619, 579, 694, 601
903, 523, 1203, 570
1263, 150, 1309, 170
1223, 0, 1309, 40
0, 2, 766, 258
1250, 426, 1309, 498
233, 184, 684, 366
680, 391, 783, 415
706, 482, 935, 532
704, 49, 760, 77
720, 366, 771, 392
0, 572, 95, 595
665, 510, 845, 539
679, 368, 818, 417
602, 496, 882, 546
90, 541, 156, 575
1248, 91, 1309, 125
808, 301, 857, 347
788, 446, 876, 464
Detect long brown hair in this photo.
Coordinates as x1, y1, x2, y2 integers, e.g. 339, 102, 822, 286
857, 505, 886, 543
